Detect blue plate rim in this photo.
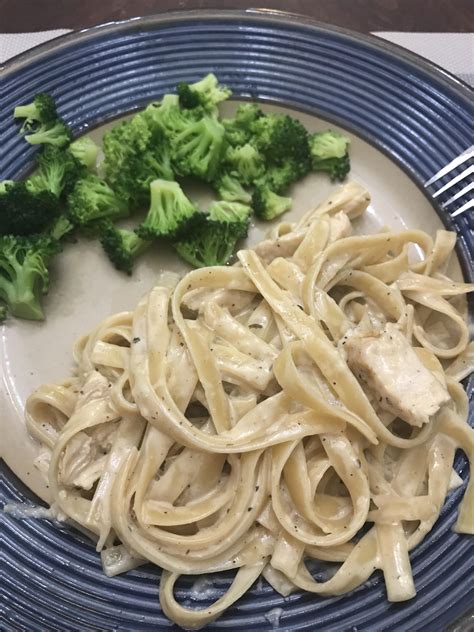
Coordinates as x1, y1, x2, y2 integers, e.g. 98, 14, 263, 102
2, 7, 473, 100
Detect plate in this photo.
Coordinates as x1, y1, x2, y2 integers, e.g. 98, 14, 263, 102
1, 10, 472, 632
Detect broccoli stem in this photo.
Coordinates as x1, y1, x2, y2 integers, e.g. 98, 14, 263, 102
14, 104, 39, 121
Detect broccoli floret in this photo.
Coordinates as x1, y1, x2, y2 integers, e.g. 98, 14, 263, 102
103, 112, 174, 207
223, 103, 263, 147
174, 199, 250, 269
68, 136, 100, 169
24, 119, 72, 149
177, 84, 202, 110
309, 131, 350, 181
26, 146, 83, 198
136, 179, 197, 239
224, 143, 264, 185
171, 116, 225, 182
0, 233, 62, 320
212, 172, 252, 204
0, 304, 7, 321
222, 124, 248, 148
263, 160, 305, 194
100, 222, 152, 274
207, 200, 251, 238
67, 174, 128, 227
251, 113, 311, 173
144, 94, 197, 137
0, 181, 14, 194
309, 130, 349, 160
50, 215, 74, 241
14, 93, 57, 129
0, 181, 60, 236
177, 73, 231, 111
234, 103, 264, 126
313, 153, 350, 182
252, 184, 292, 221
173, 212, 245, 269
132, 149, 173, 201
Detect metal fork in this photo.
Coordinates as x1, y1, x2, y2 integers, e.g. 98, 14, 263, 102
424, 145, 473, 218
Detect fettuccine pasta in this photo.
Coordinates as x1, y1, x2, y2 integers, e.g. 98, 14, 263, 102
26, 182, 474, 628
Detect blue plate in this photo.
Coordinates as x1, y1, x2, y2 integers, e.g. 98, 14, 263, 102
1, 10, 472, 632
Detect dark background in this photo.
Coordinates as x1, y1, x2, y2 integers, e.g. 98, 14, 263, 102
1, 0, 472, 32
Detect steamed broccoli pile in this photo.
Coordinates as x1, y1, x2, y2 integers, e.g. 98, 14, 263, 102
2, 77, 351, 321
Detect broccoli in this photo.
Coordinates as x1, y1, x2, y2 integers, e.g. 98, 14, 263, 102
207, 200, 251, 237
309, 131, 350, 181
50, 215, 74, 241
171, 115, 225, 182
136, 179, 197, 239
144, 94, 197, 137
252, 184, 292, 221
24, 119, 72, 149
174, 212, 247, 269
223, 103, 263, 147
177, 84, 202, 110
234, 103, 264, 126
224, 143, 264, 184
100, 222, 152, 274
212, 172, 252, 204
262, 160, 305, 194
0, 304, 7, 321
132, 148, 173, 201
68, 136, 100, 169
26, 146, 83, 198
250, 113, 311, 174
0, 181, 14, 194
314, 152, 350, 182
67, 174, 128, 227
0, 233, 62, 320
222, 124, 248, 148
14, 93, 57, 129
0, 181, 60, 236
103, 112, 174, 207
173, 199, 250, 268
177, 73, 231, 111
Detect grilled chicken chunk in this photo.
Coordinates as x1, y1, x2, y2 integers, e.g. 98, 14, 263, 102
346, 323, 450, 426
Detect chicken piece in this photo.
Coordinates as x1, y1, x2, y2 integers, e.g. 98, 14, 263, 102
345, 323, 450, 427
296, 181, 371, 230
255, 200, 353, 265
328, 210, 352, 242
255, 231, 304, 264
60, 432, 108, 490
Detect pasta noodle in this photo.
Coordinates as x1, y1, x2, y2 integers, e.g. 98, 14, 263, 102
25, 182, 474, 628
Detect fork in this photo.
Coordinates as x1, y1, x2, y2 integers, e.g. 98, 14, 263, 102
424, 145, 473, 218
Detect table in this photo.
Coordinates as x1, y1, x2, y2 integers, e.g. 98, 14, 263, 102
1, 0, 472, 33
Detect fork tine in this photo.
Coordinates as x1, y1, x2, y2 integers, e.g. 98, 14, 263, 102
451, 199, 474, 218
432, 165, 474, 198
442, 182, 474, 207
424, 146, 474, 187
